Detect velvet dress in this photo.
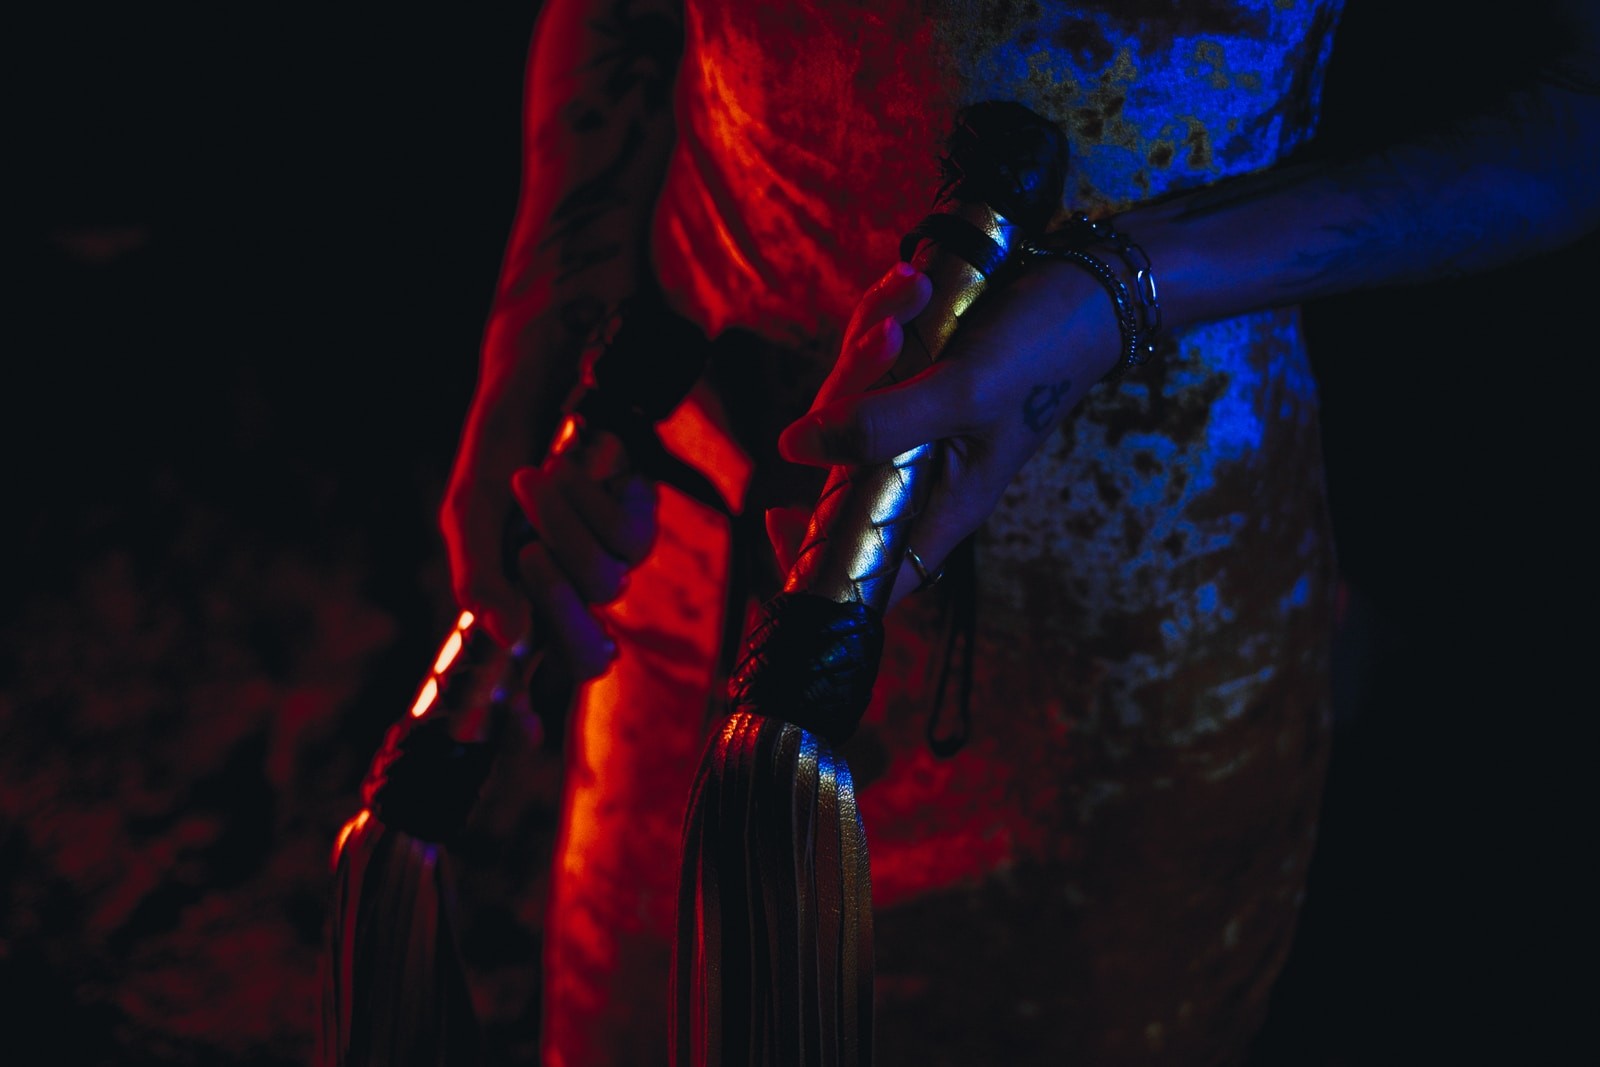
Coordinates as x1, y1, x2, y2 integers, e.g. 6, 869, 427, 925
540, 2, 1347, 1063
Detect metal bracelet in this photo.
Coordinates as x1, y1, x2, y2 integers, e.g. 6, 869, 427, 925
1062, 217, 1164, 347
1064, 211, 1163, 364
1024, 244, 1145, 382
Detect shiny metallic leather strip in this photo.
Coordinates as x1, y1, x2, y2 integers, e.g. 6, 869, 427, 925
784, 201, 1016, 609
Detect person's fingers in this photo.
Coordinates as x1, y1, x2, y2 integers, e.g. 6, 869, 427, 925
763, 505, 811, 578
569, 470, 659, 566
882, 453, 1012, 611
511, 465, 630, 606
515, 541, 617, 680
778, 362, 972, 468
814, 264, 935, 409
766, 496, 952, 608
812, 317, 903, 410
440, 478, 529, 648
888, 547, 932, 608
885, 510, 967, 611
545, 425, 655, 566
438, 387, 555, 649
452, 561, 528, 648
872, 261, 935, 324
845, 261, 932, 336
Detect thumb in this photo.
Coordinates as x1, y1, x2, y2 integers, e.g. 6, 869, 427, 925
777, 373, 955, 468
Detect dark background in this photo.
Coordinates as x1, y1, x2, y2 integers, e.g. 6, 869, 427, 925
4, 3, 1592, 1064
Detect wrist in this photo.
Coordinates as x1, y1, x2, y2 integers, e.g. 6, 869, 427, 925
1024, 213, 1165, 384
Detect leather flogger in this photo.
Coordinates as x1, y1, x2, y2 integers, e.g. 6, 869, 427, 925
320, 295, 719, 1067
671, 100, 1069, 1066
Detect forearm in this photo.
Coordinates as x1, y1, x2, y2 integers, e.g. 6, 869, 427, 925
476, 0, 683, 438
1112, 73, 1600, 338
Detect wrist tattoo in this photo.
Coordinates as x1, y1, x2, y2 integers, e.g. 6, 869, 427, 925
1023, 379, 1073, 433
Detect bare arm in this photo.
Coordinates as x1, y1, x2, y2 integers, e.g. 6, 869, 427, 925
779, 1, 1600, 602
474, 0, 683, 438
442, 0, 683, 655
1131, 9, 1600, 334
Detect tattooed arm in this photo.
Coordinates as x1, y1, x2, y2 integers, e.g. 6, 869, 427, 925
776, 0, 1600, 604
441, 0, 683, 669
1126, 0, 1600, 331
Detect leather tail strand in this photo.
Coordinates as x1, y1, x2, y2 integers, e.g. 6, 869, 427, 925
672, 713, 874, 1067
320, 817, 480, 1067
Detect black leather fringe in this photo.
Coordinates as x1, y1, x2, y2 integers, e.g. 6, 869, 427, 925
320, 814, 480, 1067
318, 289, 720, 1067
673, 713, 874, 1067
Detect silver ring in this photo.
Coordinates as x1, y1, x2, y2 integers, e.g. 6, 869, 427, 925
904, 546, 943, 591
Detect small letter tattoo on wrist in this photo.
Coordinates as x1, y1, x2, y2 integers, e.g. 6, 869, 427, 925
1023, 380, 1073, 433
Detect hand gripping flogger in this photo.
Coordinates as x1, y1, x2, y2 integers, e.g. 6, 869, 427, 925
671, 100, 1069, 1066
321, 294, 722, 1067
